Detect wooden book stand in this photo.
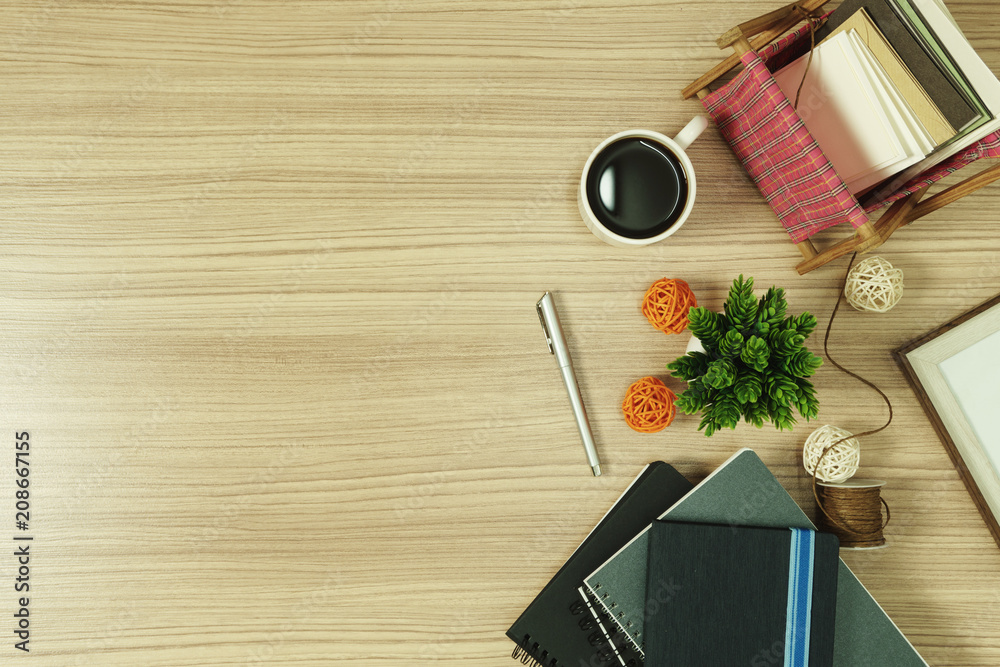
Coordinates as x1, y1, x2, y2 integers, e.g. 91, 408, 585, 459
684, 0, 1000, 274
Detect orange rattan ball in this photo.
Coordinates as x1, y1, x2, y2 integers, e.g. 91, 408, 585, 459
642, 278, 697, 334
622, 377, 677, 433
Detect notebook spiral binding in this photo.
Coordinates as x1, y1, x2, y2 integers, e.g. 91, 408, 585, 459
589, 583, 644, 657
509, 592, 631, 666
510, 622, 618, 667
510, 635, 557, 667
582, 585, 649, 665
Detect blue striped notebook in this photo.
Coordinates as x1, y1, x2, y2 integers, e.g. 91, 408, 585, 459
643, 521, 839, 667
583, 449, 927, 666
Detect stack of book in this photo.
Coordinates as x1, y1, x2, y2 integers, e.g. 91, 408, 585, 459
770, 0, 1000, 204
506, 450, 928, 667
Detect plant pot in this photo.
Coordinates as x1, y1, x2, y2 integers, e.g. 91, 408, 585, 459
685, 334, 706, 355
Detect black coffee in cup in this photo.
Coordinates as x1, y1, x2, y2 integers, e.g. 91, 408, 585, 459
584, 137, 689, 240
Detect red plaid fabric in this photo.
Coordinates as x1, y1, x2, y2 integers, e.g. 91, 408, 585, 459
701, 51, 869, 243
759, 20, 816, 71
703, 18, 1000, 239
864, 131, 1000, 211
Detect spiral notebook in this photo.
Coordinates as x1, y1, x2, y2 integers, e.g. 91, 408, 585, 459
583, 449, 928, 666
506, 461, 693, 667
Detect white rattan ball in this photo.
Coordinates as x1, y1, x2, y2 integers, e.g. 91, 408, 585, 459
803, 424, 861, 483
844, 256, 903, 313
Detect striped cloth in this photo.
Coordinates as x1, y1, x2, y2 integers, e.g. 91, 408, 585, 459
701, 50, 869, 242
702, 19, 1000, 240
784, 528, 816, 667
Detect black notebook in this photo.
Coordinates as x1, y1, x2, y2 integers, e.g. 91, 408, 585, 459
644, 521, 840, 667
507, 462, 693, 667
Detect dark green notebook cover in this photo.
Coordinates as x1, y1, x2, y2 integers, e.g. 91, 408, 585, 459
583, 449, 927, 666
644, 521, 839, 667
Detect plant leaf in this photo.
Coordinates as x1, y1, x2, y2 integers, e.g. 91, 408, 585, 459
667, 351, 710, 381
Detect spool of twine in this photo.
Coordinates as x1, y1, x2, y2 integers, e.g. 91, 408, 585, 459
812, 252, 893, 549
815, 479, 889, 550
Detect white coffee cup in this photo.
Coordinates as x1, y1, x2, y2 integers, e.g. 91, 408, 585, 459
579, 116, 709, 247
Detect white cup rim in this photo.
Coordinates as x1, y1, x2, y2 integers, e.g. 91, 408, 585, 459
579, 129, 697, 247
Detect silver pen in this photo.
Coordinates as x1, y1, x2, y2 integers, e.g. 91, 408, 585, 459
536, 292, 602, 476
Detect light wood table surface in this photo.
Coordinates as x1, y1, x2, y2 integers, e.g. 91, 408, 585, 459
3, 1, 1000, 665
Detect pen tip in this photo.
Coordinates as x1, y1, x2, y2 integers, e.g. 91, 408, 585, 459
592, 464, 601, 477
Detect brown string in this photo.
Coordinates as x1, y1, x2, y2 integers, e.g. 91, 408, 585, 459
810, 252, 892, 540
791, 4, 826, 110
815, 485, 888, 548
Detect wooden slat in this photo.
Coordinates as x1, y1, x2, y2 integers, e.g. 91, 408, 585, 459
731, 35, 755, 57
906, 162, 1000, 224
717, 1, 802, 48
797, 238, 819, 259
796, 188, 927, 273
869, 188, 927, 246
683, 0, 830, 99
796, 232, 863, 275
853, 220, 883, 253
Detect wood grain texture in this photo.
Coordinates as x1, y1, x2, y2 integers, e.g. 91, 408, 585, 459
1, 1, 1000, 664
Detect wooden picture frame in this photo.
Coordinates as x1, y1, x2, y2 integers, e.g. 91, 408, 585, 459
895, 294, 1000, 549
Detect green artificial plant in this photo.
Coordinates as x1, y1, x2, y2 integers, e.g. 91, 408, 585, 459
667, 275, 822, 436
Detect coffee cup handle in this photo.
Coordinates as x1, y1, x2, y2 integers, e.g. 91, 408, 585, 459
672, 115, 709, 151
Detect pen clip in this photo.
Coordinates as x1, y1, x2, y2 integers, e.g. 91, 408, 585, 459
536, 295, 555, 354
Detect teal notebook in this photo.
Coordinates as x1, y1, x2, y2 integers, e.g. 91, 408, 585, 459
583, 449, 927, 666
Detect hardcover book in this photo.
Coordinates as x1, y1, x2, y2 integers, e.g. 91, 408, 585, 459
813, 0, 978, 131
583, 449, 927, 666
643, 521, 839, 667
